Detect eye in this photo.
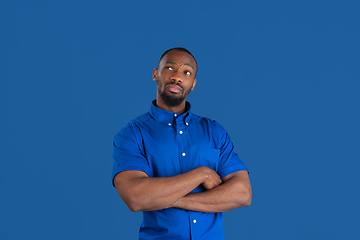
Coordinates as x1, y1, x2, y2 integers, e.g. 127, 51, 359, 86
184, 71, 191, 76
165, 66, 173, 70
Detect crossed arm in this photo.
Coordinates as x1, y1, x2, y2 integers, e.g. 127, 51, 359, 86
113, 167, 251, 213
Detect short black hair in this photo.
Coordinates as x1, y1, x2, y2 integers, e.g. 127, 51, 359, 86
158, 47, 198, 76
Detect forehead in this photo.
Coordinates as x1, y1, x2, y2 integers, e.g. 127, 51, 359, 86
159, 50, 197, 70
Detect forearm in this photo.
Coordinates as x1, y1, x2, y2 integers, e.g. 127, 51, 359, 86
172, 171, 252, 213
114, 167, 211, 212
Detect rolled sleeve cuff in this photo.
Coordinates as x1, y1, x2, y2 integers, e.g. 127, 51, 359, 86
111, 163, 153, 187
218, 163, 248, 180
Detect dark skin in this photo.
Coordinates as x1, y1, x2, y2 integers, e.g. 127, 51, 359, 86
114, 50, 252, 212
153, 50, 197, 115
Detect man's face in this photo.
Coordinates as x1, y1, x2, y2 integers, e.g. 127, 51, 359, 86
153, 50, 197, 107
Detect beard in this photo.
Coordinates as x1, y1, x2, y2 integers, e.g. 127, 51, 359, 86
158, 83, 191, 107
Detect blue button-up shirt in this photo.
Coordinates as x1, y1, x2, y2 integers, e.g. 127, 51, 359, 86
112, 100, 248, 240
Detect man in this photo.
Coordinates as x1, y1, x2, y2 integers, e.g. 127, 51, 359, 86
112, 47, 251, 240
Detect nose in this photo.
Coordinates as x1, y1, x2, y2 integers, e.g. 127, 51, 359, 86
170, 70, 182, 83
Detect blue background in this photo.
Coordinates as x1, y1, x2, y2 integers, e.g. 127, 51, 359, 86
1, 0, 359, 239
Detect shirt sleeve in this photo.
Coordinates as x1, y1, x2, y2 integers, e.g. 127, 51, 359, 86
213, 121, 248, 179
111, 123, 152, 187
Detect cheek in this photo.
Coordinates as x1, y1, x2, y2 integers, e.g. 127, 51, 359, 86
157, 80, 166, 92
187, 80, 196, 90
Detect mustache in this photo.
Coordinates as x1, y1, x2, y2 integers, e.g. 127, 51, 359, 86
166, 83, 184, 91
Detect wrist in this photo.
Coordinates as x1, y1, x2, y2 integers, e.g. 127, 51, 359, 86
171, 198, 183, 208
197, 166, 210, 183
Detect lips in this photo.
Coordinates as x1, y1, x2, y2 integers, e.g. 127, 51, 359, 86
166, 83, 183, 93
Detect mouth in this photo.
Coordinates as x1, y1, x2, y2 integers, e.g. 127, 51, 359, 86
166, 83, 183, 93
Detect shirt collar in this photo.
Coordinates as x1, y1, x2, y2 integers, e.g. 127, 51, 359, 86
150, 100, 192, 126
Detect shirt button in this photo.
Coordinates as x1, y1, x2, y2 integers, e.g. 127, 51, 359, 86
168, 123, 171, 126
186, 122, 189, 125
193, 219, 197, 223
179, 130, 183, 134
174, 114, 177, 117
182, 153, 186, 157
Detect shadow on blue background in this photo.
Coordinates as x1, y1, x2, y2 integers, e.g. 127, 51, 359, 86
1, 1, 359, 239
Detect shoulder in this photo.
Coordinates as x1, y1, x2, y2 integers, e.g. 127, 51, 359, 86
191, 113, 227, 136
115, 112, 152, 142
118, 112, 151, 132
191, 113, 225, 129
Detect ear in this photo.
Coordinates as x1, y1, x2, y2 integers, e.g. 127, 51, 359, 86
152, 68, 158, 82
190, 78, 197, 91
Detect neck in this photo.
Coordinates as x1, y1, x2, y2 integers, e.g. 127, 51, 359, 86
156, 96, 187, 115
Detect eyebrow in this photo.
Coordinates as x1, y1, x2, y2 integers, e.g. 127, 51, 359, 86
166, 61, 195, 70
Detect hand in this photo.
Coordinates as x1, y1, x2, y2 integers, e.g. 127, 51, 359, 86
200, 167, 222, 190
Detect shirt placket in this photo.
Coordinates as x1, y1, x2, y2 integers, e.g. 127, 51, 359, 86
175, 115, 196, 239
175, 114, 187, 174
